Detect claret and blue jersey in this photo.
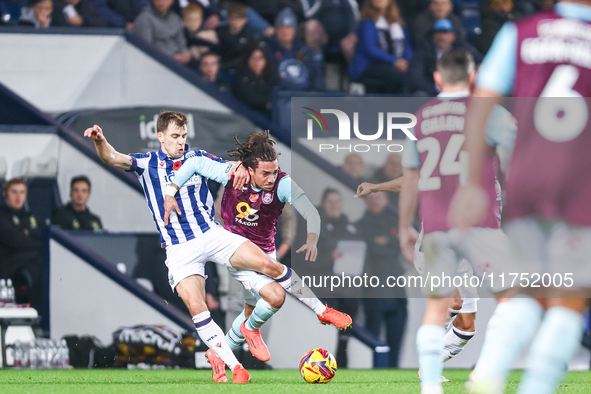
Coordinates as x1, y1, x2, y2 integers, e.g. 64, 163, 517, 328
128, 146, 233, 247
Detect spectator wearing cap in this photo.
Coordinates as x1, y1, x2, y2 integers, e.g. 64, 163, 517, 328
408, 18, 481, 96
19, 0, 53, 28
411, 0, 464, 45
348, 0, 413, 94
264, 7, 325, 91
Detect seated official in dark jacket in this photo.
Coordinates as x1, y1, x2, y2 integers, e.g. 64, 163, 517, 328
52, 175, 103, 232
0, 178, 43, 310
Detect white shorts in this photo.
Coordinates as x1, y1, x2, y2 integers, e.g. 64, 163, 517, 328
227, 251, 277, 306
421, 227, 513, 297
415, 233, 479, 310
459, 298, 478, 314
166, 226, 248, 291
504, 217, 591, 289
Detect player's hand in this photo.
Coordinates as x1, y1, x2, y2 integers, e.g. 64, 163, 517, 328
296, 242, 318, 262
399, 226, 418, 264
355, 182, 376, 198
296, 233, 318, 261
163, 195, 181, 225
83, 125, 105, 142
229, 162, 250, 190
448, 184, 489, 229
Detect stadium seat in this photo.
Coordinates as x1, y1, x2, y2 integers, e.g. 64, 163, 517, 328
26, 177, 62, 226
0, 2, 21, 25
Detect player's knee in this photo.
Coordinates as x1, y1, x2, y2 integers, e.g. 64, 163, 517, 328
187, 300, 208, 316
267, 286, 286, 309
453, 314, 476, 332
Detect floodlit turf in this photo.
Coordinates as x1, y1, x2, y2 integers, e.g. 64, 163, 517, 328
0, 369, 589, 393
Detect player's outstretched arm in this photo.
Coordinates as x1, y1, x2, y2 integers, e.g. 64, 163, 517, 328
84, 125, 133, 170
280, 178, 321, 261
398, 168, 419, 263
355, 177, 404, 198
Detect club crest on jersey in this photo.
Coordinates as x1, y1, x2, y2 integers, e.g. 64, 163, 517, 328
250, 193, 259, 203
262, 192, 273, 204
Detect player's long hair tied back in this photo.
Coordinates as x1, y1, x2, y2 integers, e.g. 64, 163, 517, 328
227, 130, 280, 170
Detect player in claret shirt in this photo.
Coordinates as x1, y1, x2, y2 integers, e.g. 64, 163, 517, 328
450, 0, 591, 392
166, 131, 352, 380
398, 48, 517, 394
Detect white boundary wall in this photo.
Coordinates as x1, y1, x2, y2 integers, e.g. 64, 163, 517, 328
0, 33, 230, 114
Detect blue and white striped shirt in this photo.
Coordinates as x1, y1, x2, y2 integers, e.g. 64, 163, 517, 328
129, 146, 234, 247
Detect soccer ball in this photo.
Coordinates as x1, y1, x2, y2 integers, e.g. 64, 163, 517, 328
299, 348, 337, 383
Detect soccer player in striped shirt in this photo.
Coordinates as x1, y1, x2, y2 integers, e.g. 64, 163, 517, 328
165, 131, 353, 378
84, 111, 292, 383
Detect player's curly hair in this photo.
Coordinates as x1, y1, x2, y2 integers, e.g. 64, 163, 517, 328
227, 130, 280, 170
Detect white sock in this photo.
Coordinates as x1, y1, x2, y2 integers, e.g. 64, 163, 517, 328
473, 297, 543, 387
417, 324, 445, 389
441, 327, 475, 362
246, 299, 279, 331
517, 306, 584, 394
225, 310, 246, 351
445, 308, 460, 331
274, 266, 326, 315
193, 311, 240, 370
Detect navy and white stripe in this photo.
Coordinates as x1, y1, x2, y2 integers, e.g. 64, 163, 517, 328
275, 267, 292, 283
194, 316, 213, 329
128, 147, 225, 247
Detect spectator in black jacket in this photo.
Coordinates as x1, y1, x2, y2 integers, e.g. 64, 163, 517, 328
199, 51, 231, 94
215, 2, 258, 72
411, 0, 465, 45
52, 175, 103, 232
409, 19, 482, 96
0, 178, 42, 311
293, 188, 359, 368
52, 0, 109, 27
477, 0, 520, 55
86, 0, 148, 28
356, 191, 407, 368
231, 45, 278, 117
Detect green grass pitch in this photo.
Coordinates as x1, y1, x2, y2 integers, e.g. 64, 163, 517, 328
0, 369, 589, 393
